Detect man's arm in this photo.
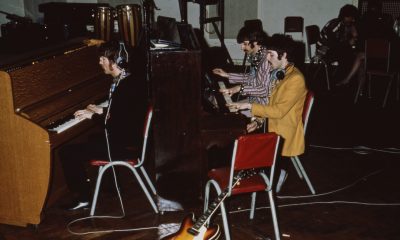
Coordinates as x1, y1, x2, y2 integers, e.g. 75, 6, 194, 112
240, 57, 270, 97
252, 74, 306, 119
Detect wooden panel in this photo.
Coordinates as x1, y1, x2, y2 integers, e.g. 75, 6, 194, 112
150, 50, 202, 197
10, 46, 102, 112
0, 72, 50, 226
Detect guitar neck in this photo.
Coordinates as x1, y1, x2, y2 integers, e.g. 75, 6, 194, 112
188, 171, 251, 235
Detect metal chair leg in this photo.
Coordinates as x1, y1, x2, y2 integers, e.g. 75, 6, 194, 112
290, 156, 303, 179
90, 166, 105, 216
268, 190, 281, 240
131, 167, 159, 213
250, 192, 256, 219
140, 166, 157, 195
293, 156, 316, 194
323, 62, 330, 90
382, 76, 393, 108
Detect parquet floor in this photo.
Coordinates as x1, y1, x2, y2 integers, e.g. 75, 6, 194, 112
1, 67, 399, 240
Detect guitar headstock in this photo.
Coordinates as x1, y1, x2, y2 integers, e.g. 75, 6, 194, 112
234, 169, 259, 185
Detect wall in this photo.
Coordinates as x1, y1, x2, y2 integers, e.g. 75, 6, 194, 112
153, 0, 355, 61
0, 0, 25, 37
1, 0, 357, 60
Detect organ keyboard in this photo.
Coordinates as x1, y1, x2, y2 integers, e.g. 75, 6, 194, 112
216, 81, 235, 112
0, 40, 111, 226
48, 100, 108, 133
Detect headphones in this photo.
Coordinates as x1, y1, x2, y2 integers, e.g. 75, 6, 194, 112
270, 68, 285, 80
115, 42, 129, 69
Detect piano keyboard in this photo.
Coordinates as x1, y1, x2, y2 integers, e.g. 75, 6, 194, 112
49, 100, 109, 134
217, 81, 236, 112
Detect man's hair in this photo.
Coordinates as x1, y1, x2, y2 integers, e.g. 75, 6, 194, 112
98, 40, 120, 64
236, 26, 268, 46
265, 34, 296, 62
338, 4, 359, 19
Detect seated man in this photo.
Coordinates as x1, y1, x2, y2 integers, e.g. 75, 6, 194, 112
212, 26, 271, 132
228, 34, 307, 158
59, 41, 147, 210
316, 4, 362, 86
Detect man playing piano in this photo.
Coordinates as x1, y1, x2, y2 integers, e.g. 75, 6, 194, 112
212, 26, 271, 133
227, 34, 307, 163
59, 41, 147, 210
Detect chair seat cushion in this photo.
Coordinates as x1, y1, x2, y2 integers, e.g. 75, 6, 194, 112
90, 158, 138, 166
208, 168, 268, 195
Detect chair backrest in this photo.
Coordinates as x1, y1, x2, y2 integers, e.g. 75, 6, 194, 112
365, 38, 391, 72
302, 91, 314, 133
140, 105, 153, 164
228, 133, 280, 189
284, 16, 304, 37
305, 25, 320, 58
244, 19, 263, 31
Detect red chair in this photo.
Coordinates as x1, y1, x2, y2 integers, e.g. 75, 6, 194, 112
204, 133, 281, 240
354, 38, 399, 107
290, 91, 316, 194
284, 16, 304, 39
89, 106, 158, 216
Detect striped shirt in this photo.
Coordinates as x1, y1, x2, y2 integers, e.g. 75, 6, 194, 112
228, 49, 271, 105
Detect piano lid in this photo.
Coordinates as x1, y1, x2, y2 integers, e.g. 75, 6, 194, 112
0, 37, 89, 72
1, 41, 111, 125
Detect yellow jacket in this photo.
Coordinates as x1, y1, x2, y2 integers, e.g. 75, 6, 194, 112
251, 65, 307, 157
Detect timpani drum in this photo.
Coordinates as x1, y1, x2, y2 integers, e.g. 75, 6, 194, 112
116, 4, 142, 47
94, 6, 114, 41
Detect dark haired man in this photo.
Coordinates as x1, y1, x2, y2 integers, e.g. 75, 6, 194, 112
212, 26, 271, 132
317, 4, 363, 86
228, 34, 307, 158
59, 41, 147, 210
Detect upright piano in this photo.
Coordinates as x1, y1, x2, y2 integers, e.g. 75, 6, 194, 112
0, 40, 111, 226
149, 41, 247, 200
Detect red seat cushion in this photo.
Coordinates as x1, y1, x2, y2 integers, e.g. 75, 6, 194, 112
90, 158, 139, 166
208, 168, 268, 195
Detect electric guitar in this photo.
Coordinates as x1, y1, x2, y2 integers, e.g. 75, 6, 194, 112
162, 170, 256, 240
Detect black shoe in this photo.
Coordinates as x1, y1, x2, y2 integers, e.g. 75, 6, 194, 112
63, 200, 90, 211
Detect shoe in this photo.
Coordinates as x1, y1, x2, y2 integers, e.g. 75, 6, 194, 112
276, 169, 288, 193
63, 201, 90, 211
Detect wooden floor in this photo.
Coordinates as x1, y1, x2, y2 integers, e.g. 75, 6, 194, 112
1, 67, 400, 240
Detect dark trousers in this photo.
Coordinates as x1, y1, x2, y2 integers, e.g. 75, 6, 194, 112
59, 131, 130, 202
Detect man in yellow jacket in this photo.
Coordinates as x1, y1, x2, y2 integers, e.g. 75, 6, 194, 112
228, 34, 307, 157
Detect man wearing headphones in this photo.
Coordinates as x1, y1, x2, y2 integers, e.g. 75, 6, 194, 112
228, 34, 307, 159
212, 26, 271, 132
59, 40, 147, 210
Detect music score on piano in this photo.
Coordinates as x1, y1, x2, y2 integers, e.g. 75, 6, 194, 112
48, 100, 109, 134
217, 81, 236, 112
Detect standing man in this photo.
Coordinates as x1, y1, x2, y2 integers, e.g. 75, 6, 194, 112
228, 34, 307, 158
212, 26, 271, 132
59, 40, 147, 210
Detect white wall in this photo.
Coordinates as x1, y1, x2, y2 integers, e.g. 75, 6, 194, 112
154, 0, 356, 61
0, 0, 25, 37
1, 0, 358, 60
154, 0, 200, 29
